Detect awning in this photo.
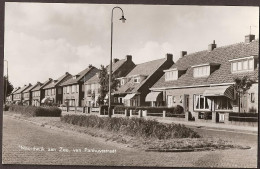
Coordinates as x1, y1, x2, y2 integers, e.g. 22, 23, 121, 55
123, 93, 136, 100
203, 85, 234, 100
145, 92, 162, 102
41, 97, 50, 104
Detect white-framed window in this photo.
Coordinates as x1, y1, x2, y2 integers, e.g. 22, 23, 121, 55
58, 88, 62, 94
76, 85, 79, 93
66, 86, 70, 94
121, 79, 125, 85
180, 95, 182, 103
173, 96, 176, 103
193, 66, 210, 78
167, 95, 173, 107
64, 87, 66, 94
193, 94, 211, 110
72, 85, 75, 93
52, 89, 55, 95
231, 58, 254, 73
133, 77, 140, 83
165, 70, 178, 81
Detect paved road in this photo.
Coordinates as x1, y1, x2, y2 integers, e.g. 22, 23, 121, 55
2, 115, 257, 167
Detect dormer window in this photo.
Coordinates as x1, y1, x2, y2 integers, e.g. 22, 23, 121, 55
164, 69, 178, 81
229, 56, 255, 73
133, 77, 140, 83
192, 64, 210, 78
121, 79, 125, 85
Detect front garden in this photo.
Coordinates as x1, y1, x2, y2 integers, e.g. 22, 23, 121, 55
5, 104, 252, 152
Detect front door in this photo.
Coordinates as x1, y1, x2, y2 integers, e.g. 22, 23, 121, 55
184, 95, 189, 112
167, 95, 173, 107
240, 93, 248, 113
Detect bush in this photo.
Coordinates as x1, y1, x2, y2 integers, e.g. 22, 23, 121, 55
9, 105, 61, 117
3, 104, 9, 111
61, 115, 201, 139
204, 112, 212, 120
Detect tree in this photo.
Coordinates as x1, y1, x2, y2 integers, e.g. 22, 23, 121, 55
3, 76, 14, 104
97, 65, 119, 105
233, 76, 255, 113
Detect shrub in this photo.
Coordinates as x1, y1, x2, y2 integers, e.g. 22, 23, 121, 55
61, 115, 201, 139
9, 105, 61, 117
3, 104, 9, 111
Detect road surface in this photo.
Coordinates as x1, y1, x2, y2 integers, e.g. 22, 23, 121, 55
2, 115, 257, 167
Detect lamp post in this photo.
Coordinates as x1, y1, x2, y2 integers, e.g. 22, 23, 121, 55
4, 60, 8, 104
109, 6, 126, 117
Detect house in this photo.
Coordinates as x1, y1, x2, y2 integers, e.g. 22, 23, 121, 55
31, 79, 53, 106
59, 65, 99, 107
6, 87, 20, 104
42, 72, 72, 105
22, 83, 40, 105
12, 84, 32, 104
84, 55, 136, 107
113, 53, 174, 106
150, 35, 258, 122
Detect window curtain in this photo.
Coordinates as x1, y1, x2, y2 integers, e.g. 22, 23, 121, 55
207, 98, 212, 110
194, 95, 199, 108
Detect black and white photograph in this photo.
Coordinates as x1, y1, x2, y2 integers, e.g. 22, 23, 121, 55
1, 1, 259, 168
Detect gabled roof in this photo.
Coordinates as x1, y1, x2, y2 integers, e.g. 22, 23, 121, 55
13, 84, 32, 94
43, 72, 72, 89
31, 82, 43, 92
23, 83, 40, 93
60, 66, 98, 86
11, 88, 20, 95
85, 58, 130, 85
115, 58, 169, 94
31, 78, 52, 91
152, 39, 259, 89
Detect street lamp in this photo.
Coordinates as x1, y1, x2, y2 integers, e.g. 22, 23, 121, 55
109, 6, 126, 117
4, 60, 8, 104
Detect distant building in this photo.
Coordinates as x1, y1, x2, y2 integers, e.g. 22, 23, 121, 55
31, 79, 53, 106
42, 72, 72, 105
6, 87, 20, 104
13, 84, 32, 104
59, 65, 99, 107
84, 55, 136, 108
113, 54, 174, 106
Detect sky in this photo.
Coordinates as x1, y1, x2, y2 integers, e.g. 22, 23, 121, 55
4, 3, 259, 87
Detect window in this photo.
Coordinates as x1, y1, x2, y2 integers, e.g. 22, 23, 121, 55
173, 96, 176, 103
64, 87, 66, 94
231, 58, 254, 73
194, 95, 211, 110
165, 70, 178, 81
58, 88, 62, 94
251, 93, 255, 103
121, 79, 125, 85
66, 86, 70, 93
133, 77, 140, 83
72, 85, 75, 93
179, 95, 182, 103
52, 89, 55, 95
193, 66, 210, 78
76, 85, 79, 93
215, 97, 232, 110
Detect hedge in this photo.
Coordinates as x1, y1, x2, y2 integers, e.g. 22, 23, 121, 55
229, 112, 258, 122
9, 105, 61, 117
61, 115, 200, 139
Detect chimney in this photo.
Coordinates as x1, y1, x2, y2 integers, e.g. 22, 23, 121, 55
245, 34, 255, 43
113, 58, 119, 63
65, 72, 69, 75
88, 64, 93, 68
180, 51, 187, 57
49, 78, 52, 81
125, 55, 132, 61
166, 53, 173, 61
208, 40, 217, 52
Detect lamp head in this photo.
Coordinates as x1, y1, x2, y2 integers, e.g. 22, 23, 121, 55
119, 15, 126, 23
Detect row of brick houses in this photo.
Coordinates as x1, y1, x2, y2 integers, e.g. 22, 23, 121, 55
6, 34, 259, 117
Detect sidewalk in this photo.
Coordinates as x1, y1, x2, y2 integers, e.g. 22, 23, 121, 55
61, 110, 258, 134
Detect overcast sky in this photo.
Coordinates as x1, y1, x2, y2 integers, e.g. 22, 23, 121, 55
4, 3, 259, 87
